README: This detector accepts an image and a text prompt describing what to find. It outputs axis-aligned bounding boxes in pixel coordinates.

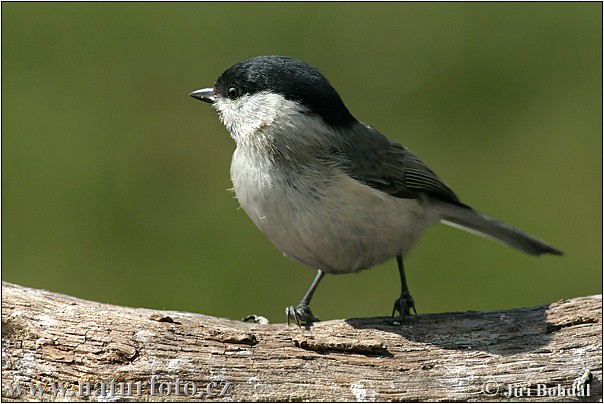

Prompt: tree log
[1,282,601,402]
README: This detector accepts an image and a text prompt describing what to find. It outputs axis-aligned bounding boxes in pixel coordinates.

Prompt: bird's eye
[227,86,240,99]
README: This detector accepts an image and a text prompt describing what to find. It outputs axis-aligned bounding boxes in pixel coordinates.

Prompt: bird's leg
[286,269,325,327]
[392,254,417,320]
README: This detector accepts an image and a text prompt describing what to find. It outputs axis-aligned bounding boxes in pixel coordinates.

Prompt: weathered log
[1,282,601,402]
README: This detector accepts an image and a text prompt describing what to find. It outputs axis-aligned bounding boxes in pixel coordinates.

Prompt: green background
[2,3,601,323]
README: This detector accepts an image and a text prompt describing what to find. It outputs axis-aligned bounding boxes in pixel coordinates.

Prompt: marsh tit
[190,56,562,326]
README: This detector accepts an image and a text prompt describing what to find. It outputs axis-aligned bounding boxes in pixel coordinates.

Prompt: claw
[286,303,320,327]
[392,291,416,321]
[285,306,301,327]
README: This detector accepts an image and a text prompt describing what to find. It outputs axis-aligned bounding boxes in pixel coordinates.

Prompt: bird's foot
[286,303,320,327]
[392,291,417,321]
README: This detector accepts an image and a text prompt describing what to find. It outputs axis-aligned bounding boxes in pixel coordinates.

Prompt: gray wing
[331,122,563,256]
[337,122,465,207]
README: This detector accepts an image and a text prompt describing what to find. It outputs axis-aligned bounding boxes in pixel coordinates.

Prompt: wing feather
[338,122,465,207]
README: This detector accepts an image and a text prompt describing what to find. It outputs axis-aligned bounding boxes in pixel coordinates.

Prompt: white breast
[230,147,439,274]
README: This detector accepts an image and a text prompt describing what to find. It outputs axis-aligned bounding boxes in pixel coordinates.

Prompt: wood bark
[1,282,601,402]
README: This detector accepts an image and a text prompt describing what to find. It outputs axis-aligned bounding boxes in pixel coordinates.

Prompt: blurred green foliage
[2,3,601,323]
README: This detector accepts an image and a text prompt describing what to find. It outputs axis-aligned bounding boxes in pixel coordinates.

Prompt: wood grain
[2,282,601,402]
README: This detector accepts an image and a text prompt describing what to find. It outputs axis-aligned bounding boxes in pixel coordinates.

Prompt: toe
[286,304,319,327]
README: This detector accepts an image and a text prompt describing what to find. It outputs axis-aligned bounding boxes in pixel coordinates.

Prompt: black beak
[189,88,215,103]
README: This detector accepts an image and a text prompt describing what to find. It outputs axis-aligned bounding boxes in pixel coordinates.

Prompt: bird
[189,55,563,326]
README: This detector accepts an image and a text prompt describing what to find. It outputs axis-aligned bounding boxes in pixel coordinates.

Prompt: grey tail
[429,200,563,256]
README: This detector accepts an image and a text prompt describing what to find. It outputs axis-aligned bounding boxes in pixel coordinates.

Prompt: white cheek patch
[214,91,301,142]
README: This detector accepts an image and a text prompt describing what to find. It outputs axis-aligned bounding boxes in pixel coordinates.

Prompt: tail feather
[429,200,563,256]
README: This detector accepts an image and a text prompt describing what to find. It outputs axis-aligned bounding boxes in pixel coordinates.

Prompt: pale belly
[231,153,440,274]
